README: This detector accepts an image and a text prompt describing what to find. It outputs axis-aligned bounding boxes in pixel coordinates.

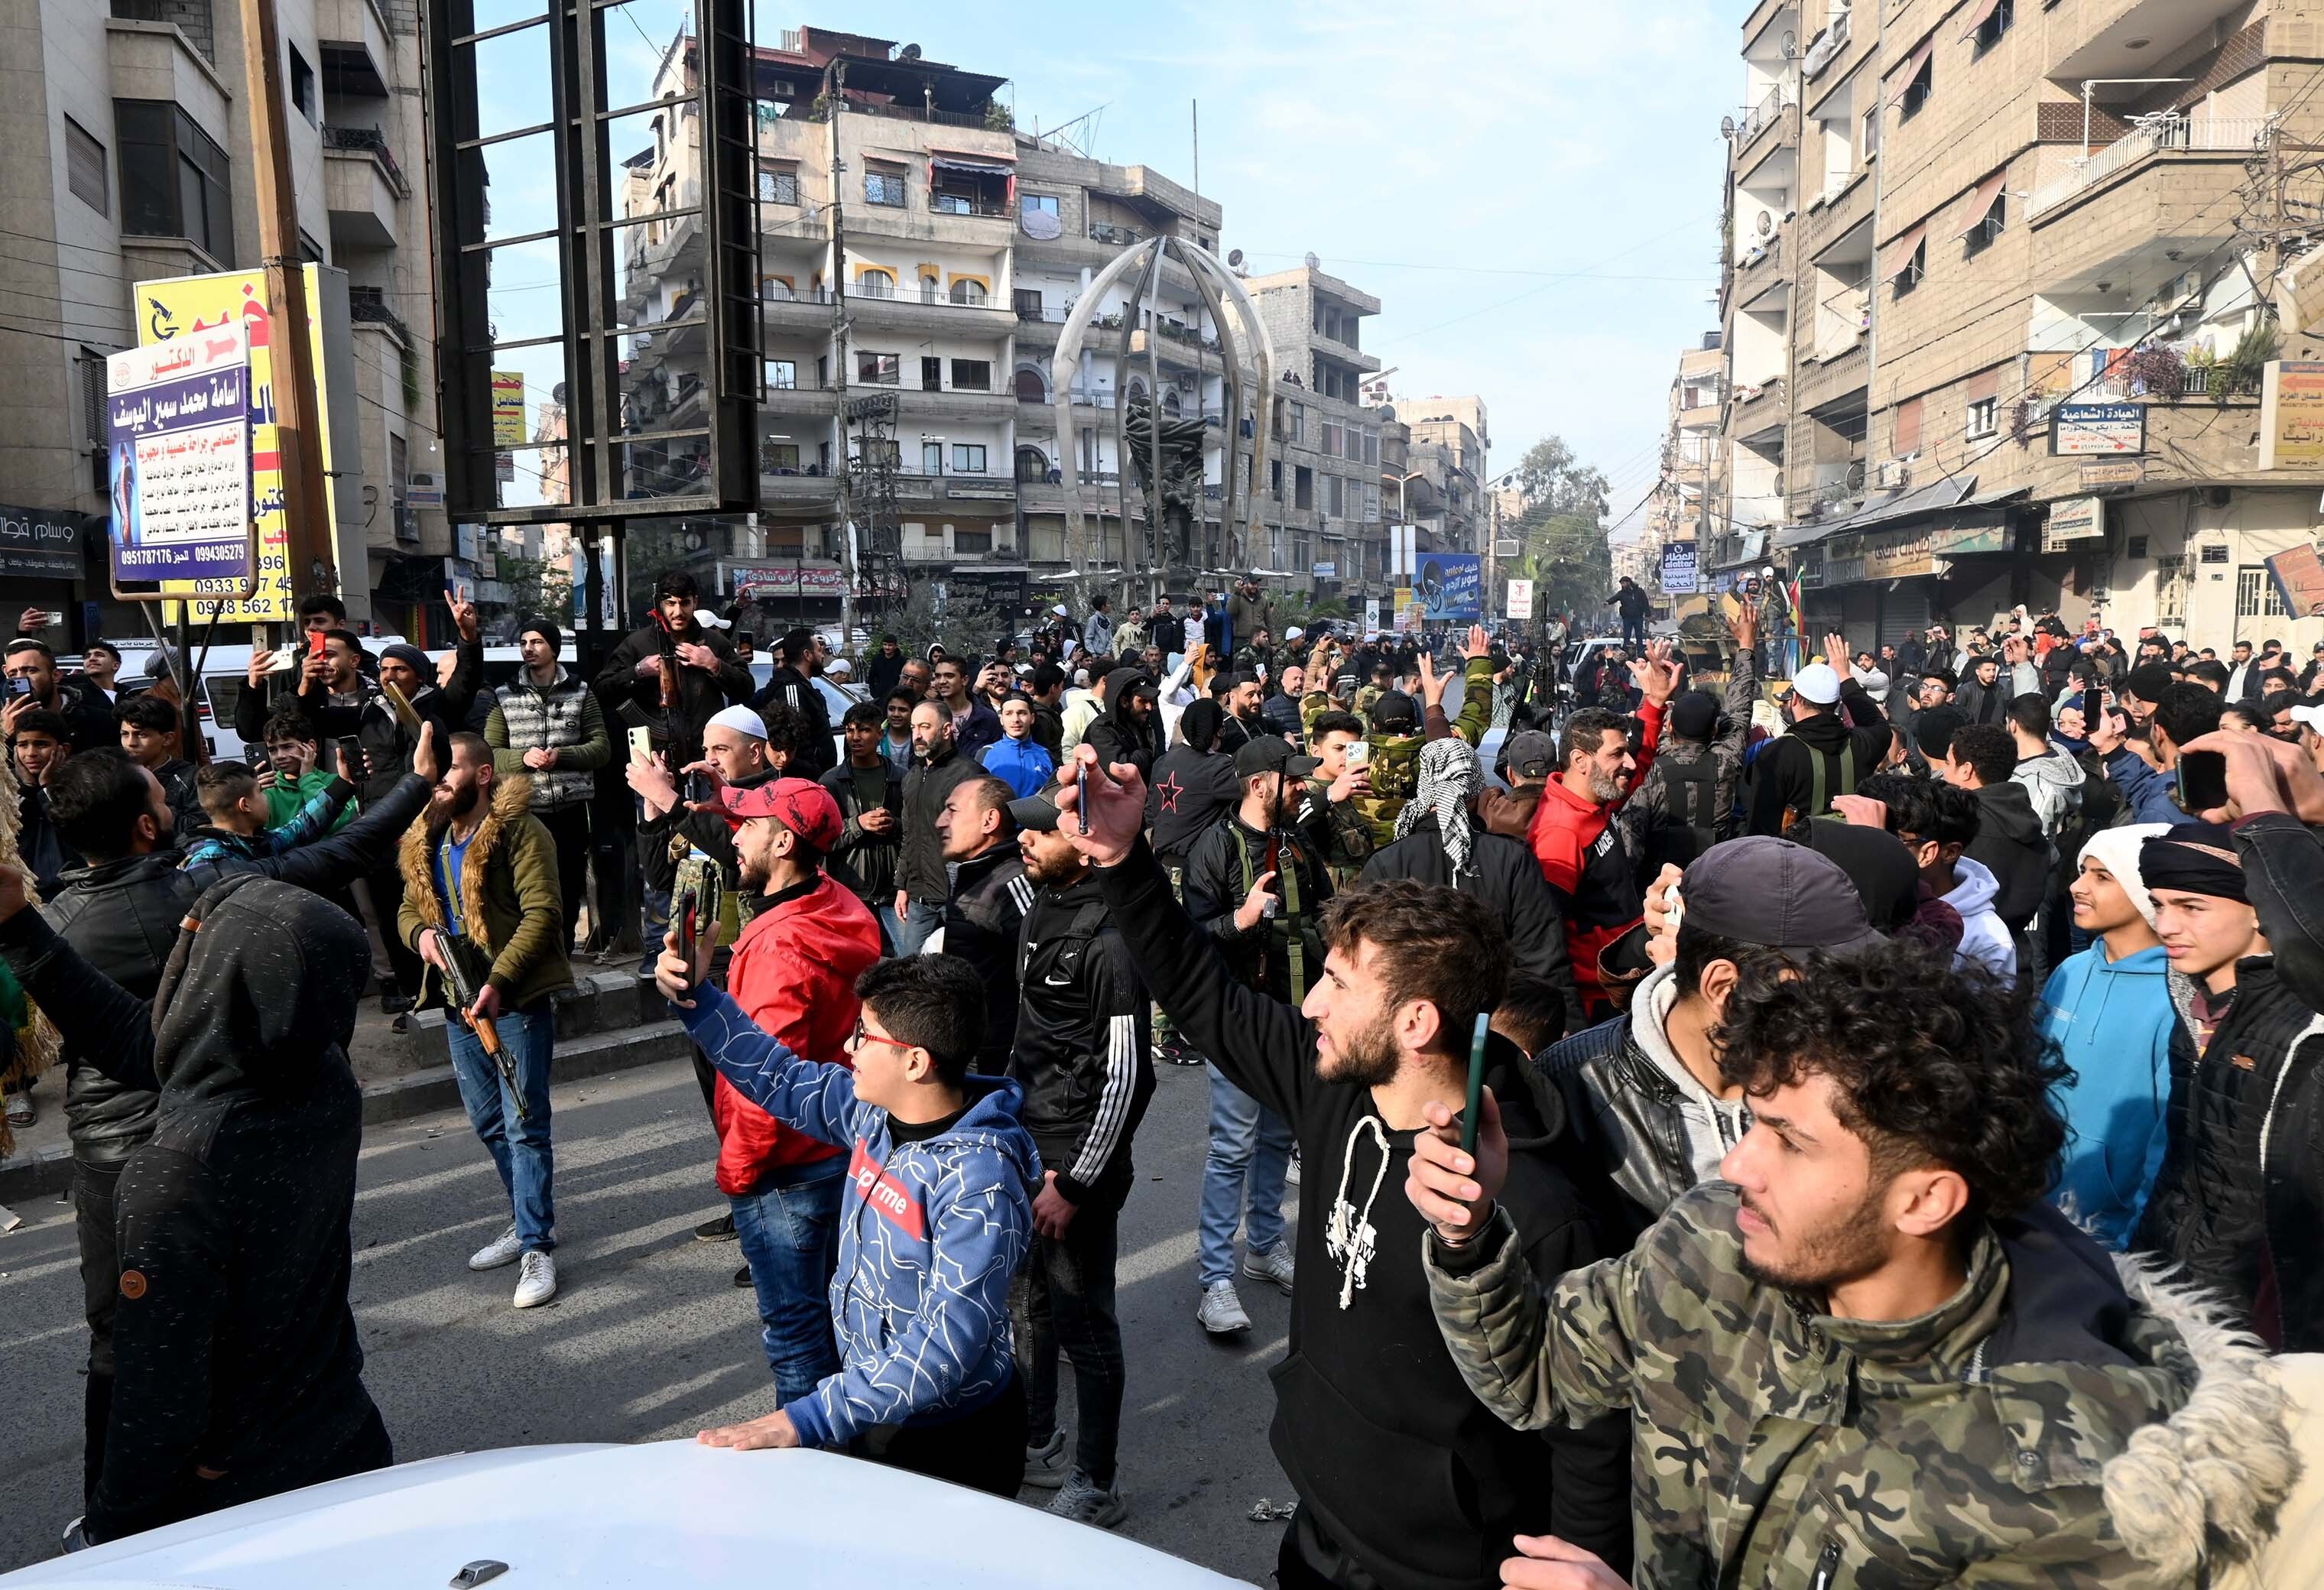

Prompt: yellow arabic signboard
[135,266,349,622]
[492,370,527,446]
[2259,359,2324,472]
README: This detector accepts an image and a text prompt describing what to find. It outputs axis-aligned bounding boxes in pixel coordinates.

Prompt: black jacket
[946,845,1032,1075]
[753,665,834,779]
[0,876,391,1543]
[820,759,903,910]
[43,679,118,756]
[2135,957,2324,1352]
[297,660,479,807]
[1744,690,1891,836]
[897,744,983,905]
[21,784,77,895]
[1965,780,2049,930]
[866,650,904,699]
[1092,839,1629,1585]
[2231,813,2324,1015]
[1183,815,1332,1006]
[1261,690,1304,743]
[1362,816,1584,1037]
[1146,742,1239,858]
[179,774,433,898]
[41,852,198,1165]
[1083,689,1164,783]
[1009,871,1151,1206]
[1030,698,1064,764]
[592,618,753,764]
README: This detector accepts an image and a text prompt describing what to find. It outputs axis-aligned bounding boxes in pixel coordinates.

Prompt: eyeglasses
[846,1017,916,1058]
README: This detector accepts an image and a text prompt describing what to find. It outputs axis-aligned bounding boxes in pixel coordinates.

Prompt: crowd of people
[9,571,2324,1588]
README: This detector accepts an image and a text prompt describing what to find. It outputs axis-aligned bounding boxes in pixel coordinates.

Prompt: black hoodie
[1095,839,1628,1588]
[1966,778,2050,930]
[1744,685,1892,836]
[0,876,391,1542]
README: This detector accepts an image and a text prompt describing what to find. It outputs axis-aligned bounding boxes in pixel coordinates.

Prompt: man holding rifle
[401,732,574,1309]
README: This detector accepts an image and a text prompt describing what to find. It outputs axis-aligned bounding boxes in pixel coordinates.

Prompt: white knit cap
[707,705,767,741]
[2077,821,2174,928]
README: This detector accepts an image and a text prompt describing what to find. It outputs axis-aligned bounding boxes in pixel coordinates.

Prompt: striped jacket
[677,985,1036,1448]
[1009,871,1153,1205]
[485,666,612,813]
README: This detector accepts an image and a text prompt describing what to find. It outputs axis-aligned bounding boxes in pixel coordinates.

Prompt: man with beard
[1215,670,1265,758]
[4,638,115,753]
[1006,783,1153,1525]
[1084,672,1164,783]
[895,700,983,956]
[400,733,574,1309]
[705,777,884,1409]
[1055,747,1628,1585]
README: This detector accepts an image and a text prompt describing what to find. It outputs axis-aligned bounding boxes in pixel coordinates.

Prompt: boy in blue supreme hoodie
[2038,822,2177,1248]
[657,936,1038,1495]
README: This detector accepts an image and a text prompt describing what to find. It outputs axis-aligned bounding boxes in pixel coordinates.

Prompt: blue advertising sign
[105,323,253,584]
[1415,552,1482,621]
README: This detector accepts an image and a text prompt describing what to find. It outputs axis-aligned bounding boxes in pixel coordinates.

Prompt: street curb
[0,1021,696,1203]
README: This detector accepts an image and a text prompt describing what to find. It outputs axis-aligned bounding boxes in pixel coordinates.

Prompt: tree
[1504,435,1615,622]
[1511,436,1610,522]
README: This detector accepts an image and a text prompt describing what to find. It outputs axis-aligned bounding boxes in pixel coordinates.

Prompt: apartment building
[1247,262,1388,601]
[0,0,447,640]
[1404,401,1488,553]
[1712,0,2324,652]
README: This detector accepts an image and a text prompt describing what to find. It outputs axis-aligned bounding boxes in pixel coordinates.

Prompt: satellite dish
[900,42,921,60]
[1378,404,1397,422]
[1227,248,1244,268]
[1780,29,1797,57]
[1755,210,1774,237]
[1720,115,1737,138]
[1303,251,1320,271]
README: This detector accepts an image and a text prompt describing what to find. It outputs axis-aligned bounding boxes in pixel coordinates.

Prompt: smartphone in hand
[2177,749,2229,813]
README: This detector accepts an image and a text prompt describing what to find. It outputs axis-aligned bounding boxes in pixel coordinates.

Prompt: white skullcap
[707,705,768,740]
[2078,823,2174,928]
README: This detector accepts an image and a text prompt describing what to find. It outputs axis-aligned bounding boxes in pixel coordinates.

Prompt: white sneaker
[1196,1278,1251,1334]
[468,1223,522,1271]
[1285,1151,1301,1186]
[512,1249,558,1308]
[1242,1244,1295,1295]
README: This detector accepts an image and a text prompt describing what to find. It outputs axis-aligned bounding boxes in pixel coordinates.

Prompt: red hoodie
[1527,699,1662,1015]
[715,872,886,1195]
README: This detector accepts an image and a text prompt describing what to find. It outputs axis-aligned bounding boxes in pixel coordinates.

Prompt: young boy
[176,757,359,872]
[656,938,1037,1494]
[260,708,356,833]
[115,692,200,834]
[976,695,1056,798]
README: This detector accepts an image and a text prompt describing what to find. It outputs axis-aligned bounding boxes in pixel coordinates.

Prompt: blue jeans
[731,1157,846,1406]
[449,1001,557,1253]
[889,897,944,956]
[1198,1065,1293,1287]
[1620,617,1645,651]
[638,886,673,973]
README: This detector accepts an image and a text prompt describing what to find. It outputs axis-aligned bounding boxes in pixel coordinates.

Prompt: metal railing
[347,288,413,346]
[931,192,1009,219]
[1732,75,1797,148]
[321,124,408,197]
[1089,222,1144,246]
[2030,114,2275,216]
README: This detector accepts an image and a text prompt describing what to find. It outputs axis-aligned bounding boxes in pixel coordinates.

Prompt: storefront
[0,504,103,651]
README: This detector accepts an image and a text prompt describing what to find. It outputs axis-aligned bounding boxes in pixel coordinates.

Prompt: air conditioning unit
[1875,459,1910,490]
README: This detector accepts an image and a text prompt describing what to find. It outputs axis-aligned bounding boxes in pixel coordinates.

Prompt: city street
[0,1055,1296,1583]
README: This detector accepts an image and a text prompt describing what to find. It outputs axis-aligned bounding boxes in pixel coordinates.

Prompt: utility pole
[826,61,860,643]
[239,0,336,614]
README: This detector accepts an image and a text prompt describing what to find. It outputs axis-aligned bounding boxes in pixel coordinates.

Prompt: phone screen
[2177,749,2229,813]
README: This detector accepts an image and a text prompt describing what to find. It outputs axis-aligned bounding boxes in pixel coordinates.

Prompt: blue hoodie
[976,733,1055,799]
[2037,941,2175,1249]
[679,984,1037,1448]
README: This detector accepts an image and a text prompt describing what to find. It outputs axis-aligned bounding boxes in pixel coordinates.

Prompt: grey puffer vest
[495,667,596,811]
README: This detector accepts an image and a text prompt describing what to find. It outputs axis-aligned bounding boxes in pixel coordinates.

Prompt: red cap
[717,777,842,853]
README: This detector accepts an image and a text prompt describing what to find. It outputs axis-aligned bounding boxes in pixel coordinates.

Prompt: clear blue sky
[768,0,1740,527]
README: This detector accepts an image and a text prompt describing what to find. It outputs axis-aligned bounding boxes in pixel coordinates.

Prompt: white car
[0,1442,1244,1590]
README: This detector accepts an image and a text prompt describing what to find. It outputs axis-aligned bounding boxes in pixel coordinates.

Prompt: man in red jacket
[711,777,886,1403]
[1528,643,1680,1020]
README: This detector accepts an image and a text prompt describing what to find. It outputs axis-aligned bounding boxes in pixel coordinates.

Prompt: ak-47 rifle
[435,937,526,1121]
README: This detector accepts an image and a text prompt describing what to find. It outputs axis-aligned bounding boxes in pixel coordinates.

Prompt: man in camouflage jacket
[1410,941,2297,1589]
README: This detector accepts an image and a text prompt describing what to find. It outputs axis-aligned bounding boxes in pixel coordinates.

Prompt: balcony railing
[321,124,408,198]
[347,287,413,346]
[2030,113,2275,217]
[1731,75,1797,150]
[931,192,1009,219]
[1089,222,1144,247]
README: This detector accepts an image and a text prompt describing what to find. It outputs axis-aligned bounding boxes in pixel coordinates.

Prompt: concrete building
[1645,334,1725,603]
[1711,0,2324,653]
[0,0,448,641]
[1248,262,1387,603]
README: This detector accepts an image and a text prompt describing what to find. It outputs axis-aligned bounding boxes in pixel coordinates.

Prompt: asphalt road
[0,1053,1297,1583]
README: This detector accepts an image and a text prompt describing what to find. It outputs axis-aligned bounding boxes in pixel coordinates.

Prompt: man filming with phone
[401,732,574,1311]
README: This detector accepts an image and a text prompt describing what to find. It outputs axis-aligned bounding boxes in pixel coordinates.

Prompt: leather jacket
[1535,1011,1703,1246]
[41,852,198,1163]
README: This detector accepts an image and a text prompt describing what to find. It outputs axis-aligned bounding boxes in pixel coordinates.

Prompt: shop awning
[1953,169,2008,238]
[1880,222,1929,284]
[930,156,1012,176]
[1885,38,1934,108]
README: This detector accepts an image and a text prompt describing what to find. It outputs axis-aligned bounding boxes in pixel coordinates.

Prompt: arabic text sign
[106,323,253,585]
[1415,552,1482,621]
[1505,578,1535,619]
[2260,361,2324,471]
[2266,543,2324,619]
[1658,540,1699,594]
[2050,402,2146,456]
[492,371,527,447]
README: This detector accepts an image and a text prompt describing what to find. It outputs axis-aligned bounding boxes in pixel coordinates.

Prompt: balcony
[844,283,1015,341]
[1089,222,1145,247]
[757,470,841,510]
[321,125,405,249]
[2030,113,2273,220]
[1729,74,1797,160]
[1729,378,1787,447]
[929,193,1009,220]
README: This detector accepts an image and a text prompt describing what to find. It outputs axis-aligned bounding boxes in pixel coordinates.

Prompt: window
[1021,193,1060,220]
[1012,287,1044,320]
[1894,238,1926,296]
[762,440,800,471]
[1968,193,2005,254]
[955,527,993,553]
[919,271,939,303]
[855,268,896,298]
[1363,482,1381,521]
[950,359,991,391]
[815,355,828,387]
[1364,427,1379,466]
[953,443,988,473]
[923,441,944,473]
[1288,401,1306,443]
[761,276,794,301]
[1974,0,2013,54]
[1294,466,1313,509]
[76,348,106,448]
[1894,396,1923,456]
[288,44,316,124]
[1270,459,1283,497]
[65,117,106,215]
[1900,56,1933,119]
[949,277,987,307]
[860,437,898,469]
[116,102,232,263]
[854,352,898,385]
[1966,397,1997,439]
[1861,105,1880,164]
[1326,474,1345,516]
[1015,446,1048,482]
[765,359,796,390]
[1322,420,1342,457]
[865,166,906,206]
[758,169,799,205]
[2238,566,2287,620]
[920,355,942,391]
[1014,366,1046,403]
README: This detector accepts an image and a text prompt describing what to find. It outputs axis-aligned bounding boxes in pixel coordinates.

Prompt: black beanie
[1668,690,1722,742]
[520,615,562,654]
